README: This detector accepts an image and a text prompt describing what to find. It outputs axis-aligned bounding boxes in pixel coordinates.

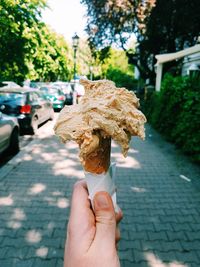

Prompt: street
[0,113,59,168]
[0,115,200,267]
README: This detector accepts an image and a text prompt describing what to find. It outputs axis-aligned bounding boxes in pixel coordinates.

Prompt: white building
[155,44,200,91]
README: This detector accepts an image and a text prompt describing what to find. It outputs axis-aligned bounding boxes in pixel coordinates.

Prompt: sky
[41,0,88,42]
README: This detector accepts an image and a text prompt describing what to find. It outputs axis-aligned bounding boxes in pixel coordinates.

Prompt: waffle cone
[83,137,111,174]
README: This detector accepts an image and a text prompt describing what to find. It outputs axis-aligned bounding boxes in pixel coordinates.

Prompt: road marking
[180,174,191,182]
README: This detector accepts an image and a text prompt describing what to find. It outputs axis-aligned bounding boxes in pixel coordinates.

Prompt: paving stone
[185,231,200,241]
[13,259,34,267]
[136,223,155,232]
[172,223,193,231]
[6,247,29,259]
[119,249,134,262]
[153,222,173,231]
[0,259,15,267]
[154,251,177,262]
[129,230,148,241]
[1,122,200,267]
[181,241,200,252]
[56,259,64,267]
[147,231,169,241]
[34,258,57,267]
[175,251,200,264]
[119,240,141,250]
[121,260,147,267]
[133,250,146,263]
[166,231,188,241]
[0,247,9,259]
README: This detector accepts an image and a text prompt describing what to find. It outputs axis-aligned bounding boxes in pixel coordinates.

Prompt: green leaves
[0,0,72,83]
[144,74,200,163]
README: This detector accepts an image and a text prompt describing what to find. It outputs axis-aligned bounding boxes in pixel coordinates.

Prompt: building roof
[155,44,200,64]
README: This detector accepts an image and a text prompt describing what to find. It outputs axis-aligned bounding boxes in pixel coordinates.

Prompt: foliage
[81,0,200,82]
[144,74,200,162]
[105,68,137,91]
[80,0,155,49]
[24,23,72,81]
[88,48,136,90]
[0,0,72,83]
[137,0,200,81]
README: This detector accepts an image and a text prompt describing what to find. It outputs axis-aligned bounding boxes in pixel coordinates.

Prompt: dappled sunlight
[36,246,48,258]
[111,142,118,148]
[11,208,26,220]
[112,152,141,169]
[54,159,78,169]
[44,196,69,209]
[0,194,13,206]
[52,191,63,196]
[23,154,33,161]
[32,147,42,155]
[66,142,79,150]
[47,222,55,230]
[128,148,139,154]
[145,252,188,267]
[7,220,22,229]
[57,198,70,208]
[28,183,46,195]
[131,186,147,193]
[26,229,42,244]
[7,208,26,229]
[53,166,84,179]
[41,152,59,161]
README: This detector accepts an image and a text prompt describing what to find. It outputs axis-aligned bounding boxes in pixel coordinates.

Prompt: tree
[81,0,200,82]
[137,0,200,82]
[81,0,155,49]
[0,0,72,83]
[24,23,72,81]
[0,0,47,83]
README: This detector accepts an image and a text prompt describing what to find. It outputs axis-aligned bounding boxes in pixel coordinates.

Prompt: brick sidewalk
[0,123,200,267]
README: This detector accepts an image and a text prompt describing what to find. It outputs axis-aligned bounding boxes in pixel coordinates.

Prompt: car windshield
[0,92,25,103]
[41,87,62,95]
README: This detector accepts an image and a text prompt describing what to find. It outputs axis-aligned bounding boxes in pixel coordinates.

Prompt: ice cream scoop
[54,79,146,174]
[54,79,146,210]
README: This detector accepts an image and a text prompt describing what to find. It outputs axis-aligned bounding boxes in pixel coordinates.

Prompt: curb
[0,137,40,181]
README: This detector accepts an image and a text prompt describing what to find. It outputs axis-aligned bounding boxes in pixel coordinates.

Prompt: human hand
[64,180,123,267]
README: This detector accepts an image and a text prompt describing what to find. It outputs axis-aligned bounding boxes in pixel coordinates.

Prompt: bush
[105,68,138,91]
[144,74,200,163]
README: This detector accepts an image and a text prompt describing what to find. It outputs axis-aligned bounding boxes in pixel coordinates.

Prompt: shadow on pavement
[0,124,200,267]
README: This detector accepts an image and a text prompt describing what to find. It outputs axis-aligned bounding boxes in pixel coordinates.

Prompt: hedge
[143,74,200,163]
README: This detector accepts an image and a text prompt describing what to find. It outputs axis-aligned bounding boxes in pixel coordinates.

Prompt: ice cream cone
[83,136,111,174]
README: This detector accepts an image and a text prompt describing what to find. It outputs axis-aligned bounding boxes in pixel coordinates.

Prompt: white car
[1,81,21,88]
[74,83,85,103]
[0,112,20,156]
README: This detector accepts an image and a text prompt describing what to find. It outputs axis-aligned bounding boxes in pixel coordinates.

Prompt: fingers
[68,181,95,240]
[116,208,123,224]
[115,227,121,243]
[93,191,116,249]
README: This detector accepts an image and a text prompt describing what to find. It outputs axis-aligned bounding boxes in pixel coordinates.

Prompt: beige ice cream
[54,79,146,174]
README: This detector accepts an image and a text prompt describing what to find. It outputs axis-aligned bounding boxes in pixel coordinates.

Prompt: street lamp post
[89,66,93,80]
[72,33,80,80]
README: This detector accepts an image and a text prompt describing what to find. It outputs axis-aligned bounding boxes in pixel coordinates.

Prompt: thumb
[93,192,116,248]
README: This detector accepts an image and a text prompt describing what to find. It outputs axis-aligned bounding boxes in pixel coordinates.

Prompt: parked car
[0,88,54,134]
[0,81,21,88]
[74,82,85,103]
[53,82,73,105]
[40,86,66,111]
[0,112,19,156]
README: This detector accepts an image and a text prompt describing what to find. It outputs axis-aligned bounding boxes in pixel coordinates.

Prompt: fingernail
[94,193,109,209]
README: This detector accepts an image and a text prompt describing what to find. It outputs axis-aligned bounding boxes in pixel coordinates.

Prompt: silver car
[0,112,20,156]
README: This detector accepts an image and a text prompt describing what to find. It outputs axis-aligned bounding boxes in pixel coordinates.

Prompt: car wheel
[31,116,38,135]
[8,128,20,155]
